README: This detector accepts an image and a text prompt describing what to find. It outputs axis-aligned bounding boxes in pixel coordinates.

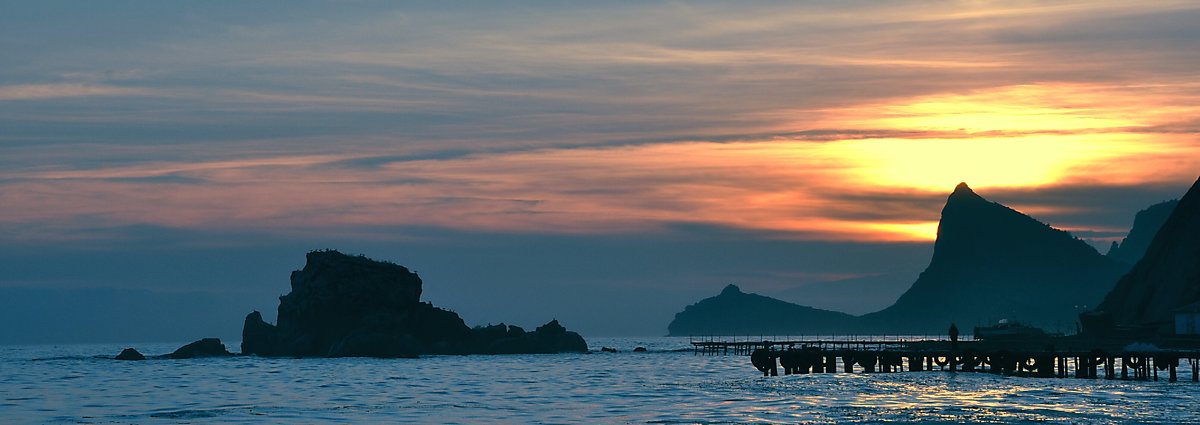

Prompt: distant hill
[858,183,1130,334]
[1094,177,1200,329]
[667,284,856,336]
[1106,199,1179,264]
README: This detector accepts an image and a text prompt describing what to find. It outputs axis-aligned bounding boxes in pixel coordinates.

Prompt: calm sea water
[3,337,1200,424]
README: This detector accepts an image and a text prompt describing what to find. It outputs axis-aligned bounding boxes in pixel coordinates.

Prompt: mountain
[859,183,1130,333]
[667,284,856,336]
[1093,177,1200,329]
[1106,199,1179,264]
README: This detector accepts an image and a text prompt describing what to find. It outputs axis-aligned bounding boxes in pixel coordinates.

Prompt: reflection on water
[2,338,1199,424]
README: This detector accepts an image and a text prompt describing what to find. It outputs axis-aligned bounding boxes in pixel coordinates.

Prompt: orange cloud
[5,109,1197,243]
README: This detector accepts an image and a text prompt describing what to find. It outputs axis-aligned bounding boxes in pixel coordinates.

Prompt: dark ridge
[1106,199,1180,264]
[1093,176,1200,330]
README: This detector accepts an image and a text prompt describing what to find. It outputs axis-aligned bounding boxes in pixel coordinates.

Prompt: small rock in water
[633,347,647,352]
[600,347,618,353]
[115,348,146,361]
[167,338,233,359]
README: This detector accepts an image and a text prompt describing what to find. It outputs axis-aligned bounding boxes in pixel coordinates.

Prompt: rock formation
[1092,177,1200,331]
[166,338,233,359]
[242,250,586,357]
[470,320,588,354]
[859,183,1130,333]
[667,284,856,336]
[1106,200,1179,264]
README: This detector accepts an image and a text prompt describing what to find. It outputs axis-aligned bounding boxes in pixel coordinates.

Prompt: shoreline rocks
[112,338,233,361]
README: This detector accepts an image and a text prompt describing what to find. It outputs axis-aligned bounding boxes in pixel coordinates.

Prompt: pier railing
[689,335,973,356]
[690,336,1200,382]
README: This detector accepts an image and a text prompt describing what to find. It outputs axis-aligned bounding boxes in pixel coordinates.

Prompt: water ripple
[3,339,1200,423]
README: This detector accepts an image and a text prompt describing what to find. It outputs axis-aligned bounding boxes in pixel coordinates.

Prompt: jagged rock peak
[860,181,1128,333]
[935,182,1079,249]
[720,284,742,296]
[946,182,988,203]
[950,182,978,197]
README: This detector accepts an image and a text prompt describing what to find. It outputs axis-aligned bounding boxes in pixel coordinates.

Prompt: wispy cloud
[0,83,153,101]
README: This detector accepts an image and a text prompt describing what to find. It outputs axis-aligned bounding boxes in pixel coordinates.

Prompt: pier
[692,337,1200,382]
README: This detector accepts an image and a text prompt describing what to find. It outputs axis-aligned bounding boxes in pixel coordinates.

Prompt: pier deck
[692,338,1200,382]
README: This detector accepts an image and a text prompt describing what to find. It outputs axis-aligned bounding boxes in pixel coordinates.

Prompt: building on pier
[1175,302,1200,335]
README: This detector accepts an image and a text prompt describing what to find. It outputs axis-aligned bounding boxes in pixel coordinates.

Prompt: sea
[3,337,1200,424]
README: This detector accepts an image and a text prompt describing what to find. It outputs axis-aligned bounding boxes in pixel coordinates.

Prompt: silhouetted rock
[241,250,587,357]
[475,320,588,354]
[860,183,1130,333]
[241,311,277,356]
[633,347,647,352]
[115,348,145,361]
[600,347,618,353]
[167,338,232,359]
[667,284,856,335]
[1093,177,1200,331]
[532,319,588,353]
[1106,200,1179,264]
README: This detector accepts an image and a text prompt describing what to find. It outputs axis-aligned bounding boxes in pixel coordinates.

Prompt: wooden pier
[690,337,922,356]
[692,338,1200,382]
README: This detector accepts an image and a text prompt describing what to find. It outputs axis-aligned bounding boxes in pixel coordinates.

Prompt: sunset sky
[3,1,1199,340]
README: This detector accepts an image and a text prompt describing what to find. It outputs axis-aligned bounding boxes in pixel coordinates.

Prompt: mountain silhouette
[859,183,1129,333]
[667,284,855,336]
[1093,176,1200,329]
[1106,199,1179,264]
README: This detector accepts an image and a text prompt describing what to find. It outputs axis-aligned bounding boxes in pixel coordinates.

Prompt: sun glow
[867,84,1145,133]
[831,134,1153,192]
[812,83,1198,193]
[857,221,942,241]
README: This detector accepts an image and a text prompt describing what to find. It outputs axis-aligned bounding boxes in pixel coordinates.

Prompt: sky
[2,0,1199,342]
